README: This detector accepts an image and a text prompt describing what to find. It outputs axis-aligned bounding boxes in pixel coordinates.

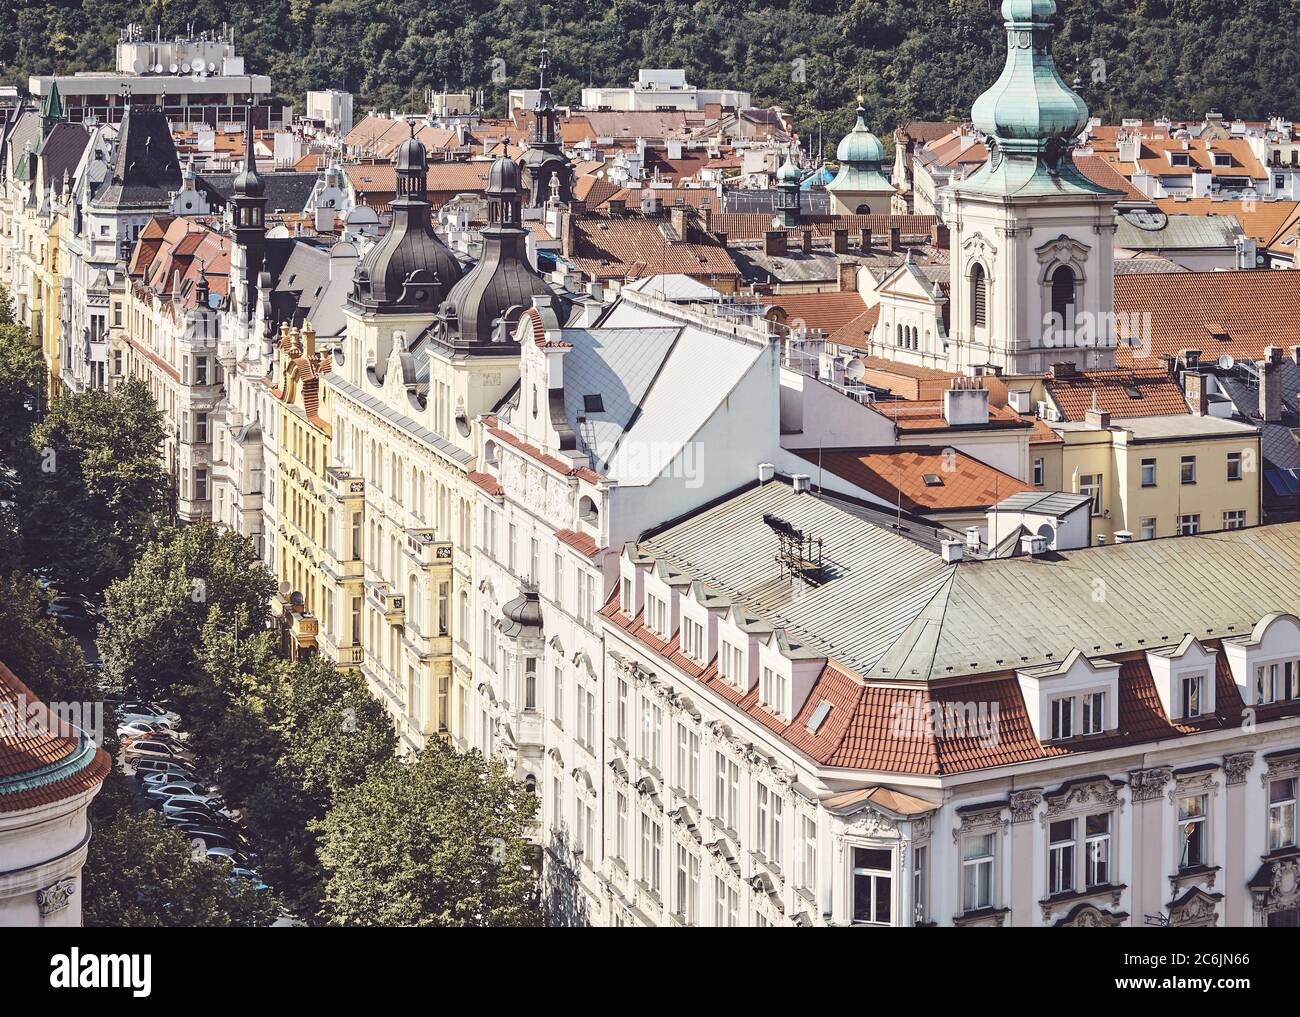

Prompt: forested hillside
[3,0,1299,141]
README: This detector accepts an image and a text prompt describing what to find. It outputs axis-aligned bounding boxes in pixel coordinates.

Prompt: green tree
[81,809,282,927]
[19,378,170,595]
[319,743,542,927]
[0,573,100,703]
[0,318,42,467]
[98,521,274,698]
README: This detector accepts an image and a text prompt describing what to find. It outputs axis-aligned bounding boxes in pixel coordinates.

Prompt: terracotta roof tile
[760,291,868,336]
[1045,368,1190,420]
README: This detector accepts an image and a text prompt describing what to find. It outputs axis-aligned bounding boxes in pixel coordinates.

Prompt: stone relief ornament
[37,877,76,917]
[1009,789,1043,824]
[1169,769,1218,806]
[845,808,897,838]
[1043,779,1122,821]
[1270,859,1300,910]
[1223,751,1255,787]
[1127,766,1173,803]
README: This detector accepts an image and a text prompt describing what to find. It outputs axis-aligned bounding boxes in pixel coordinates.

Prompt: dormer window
[1169,151,1191,167]
[646,592,669,637]
[760,664,789,718]
[620,575,634,615]
[1051,696,1074,740]
[1214,153,1232,167]
[719,639,745,688]
[1182,673,1205,719]
[682,615,705,663]
[1081,692,1105,735]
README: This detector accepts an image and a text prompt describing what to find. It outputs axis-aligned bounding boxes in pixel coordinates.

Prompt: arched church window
[971,264,988,329]
[1050,266,1076,331]
[856,204,872,215]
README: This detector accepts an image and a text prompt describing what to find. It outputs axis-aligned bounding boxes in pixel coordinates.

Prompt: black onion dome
[488,155,522,195]
[349,135,462,315]
[499,586,543,638]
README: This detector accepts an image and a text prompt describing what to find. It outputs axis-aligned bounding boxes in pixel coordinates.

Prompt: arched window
[1050,266,1076,332]
[855,203,872,214]
[970,264,987,329]
[896,323,903,346]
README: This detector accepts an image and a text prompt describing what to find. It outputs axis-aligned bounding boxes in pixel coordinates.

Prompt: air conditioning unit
[1008,390,1032,414]
[1036,401,1060,422]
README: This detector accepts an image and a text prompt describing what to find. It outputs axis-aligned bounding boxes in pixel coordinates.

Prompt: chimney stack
[860,227,872,252]
[930,222,949,249]
[838,261,858,292]
[832,228,848,254]
[1085,407,1111,429]
[1260,345,1283,422]
[801,229,814,255]
[1184,370,1209,415]
[940,539,964,563]
[302,321,317,361]
[942,377,990,426]
[888,226,901,252]
[764,230,788,257]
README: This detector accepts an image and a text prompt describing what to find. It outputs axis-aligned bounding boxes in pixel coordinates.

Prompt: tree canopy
[3,1,1298,147]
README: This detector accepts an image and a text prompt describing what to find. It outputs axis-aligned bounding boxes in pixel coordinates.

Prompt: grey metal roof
[993,491,1092,515]
[640,479,955,674]
[2,108,39,181]
[91,106,182,210]
[728,246,840,284]
[1115,212,1243,251]
[195,171,318,215]
[875,523,1300,680]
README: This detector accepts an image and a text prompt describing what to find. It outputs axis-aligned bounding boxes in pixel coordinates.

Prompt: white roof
[622,274,724,302]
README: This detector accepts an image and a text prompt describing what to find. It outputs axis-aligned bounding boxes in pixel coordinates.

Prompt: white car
[124,740,194,763]
[120,701,181,726]
[145,781,211,801]
[162,795,232,818]
[117,720,175,740]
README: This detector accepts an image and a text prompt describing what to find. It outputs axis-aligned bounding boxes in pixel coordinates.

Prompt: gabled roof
[91,105,182,210]
[1044,368,1190,420]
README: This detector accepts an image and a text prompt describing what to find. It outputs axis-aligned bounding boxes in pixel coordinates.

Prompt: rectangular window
[1080,474,1102,516]
[1178,514,1201,536]
[194,468,208,502]
[1180,455,1197,484]
[1227,451,1242,481]
[615,792,628,861]
[195,412,209,444]
[1178,793,1208,869]
[621,576,633,614]
[719,640,744,687]
[714,877,739,927]
[913,845,927,924]
[508,523,518,572]
[645,593,668,637]
[1182,673,1204,718]
[616,678,628,744]
[1224,509,1246,530]
[1269,778,1297,852]
[962,834,994,912]
[756,783,770,857]
[682,616,705,663]
[800,817,817,892]
[195,357,208,385]
[1086,813,1111,887]
[1048,818,1076,896]
[576,682,590,745]
[1031,457,1044,487]
[552,552,563,603]
[553,665,564,727]
[1081,691,1105,735]
[852,847,893,925]
[1051,696,1074,740]
[1140,458,1157,487]
[760,665,788,716]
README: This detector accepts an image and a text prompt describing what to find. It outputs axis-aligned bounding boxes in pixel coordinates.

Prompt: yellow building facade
[1032,412,1262,543]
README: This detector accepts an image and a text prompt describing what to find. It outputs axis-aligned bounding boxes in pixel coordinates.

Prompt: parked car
[145,781,217,801]
[183,828,243,852]
[164,810,233,829]
[119,701,181,726]
[118,720,175,740]
[129,757,197,779]
[46,595,95,627]
[161,795,230,818]
[206,846,255,867]
[141,771,208,789]
[226,870,270,893]
[124,740,194,763]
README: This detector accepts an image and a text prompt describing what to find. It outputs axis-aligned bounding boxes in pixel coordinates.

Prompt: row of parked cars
[119,701,269,892]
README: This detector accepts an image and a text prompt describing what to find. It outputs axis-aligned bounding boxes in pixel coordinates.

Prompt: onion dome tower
[826,102,894,215]
[429,155,557,353]
[521,41,574,207]
[774,146,802,228]
[349,129,463,316]
[947,0,1123,377]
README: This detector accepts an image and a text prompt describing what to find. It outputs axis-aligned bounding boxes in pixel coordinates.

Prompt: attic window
[806,700,833,733]
[1123,382,1143,399]
[583,394,605,413]
[922,473,944,487]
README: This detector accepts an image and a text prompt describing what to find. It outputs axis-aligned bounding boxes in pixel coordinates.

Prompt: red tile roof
[873,398,1030,433]
[1045,368,1190,420]
[568,211,740,281]
[555,528,602,558]
[760,291,868,336]
[791,446,1034,514]
[1152,197,1300,246]
[1115,269,1300,364]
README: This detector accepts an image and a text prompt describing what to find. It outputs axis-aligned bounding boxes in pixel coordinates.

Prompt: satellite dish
[132,60,145,74]
[207,62,216,73]
[844,358,867,383]
[153,63,164,73]
[170,63,179,73]
[180,62,189,73]
[277,580,292,596]
[1219,354,1235,370]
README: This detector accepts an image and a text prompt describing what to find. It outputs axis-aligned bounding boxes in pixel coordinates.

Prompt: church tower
[521,42,574,207]
[230,100,267,323]
[774,146,801,228]
[826,102,895,215]
[947,0,1122,377]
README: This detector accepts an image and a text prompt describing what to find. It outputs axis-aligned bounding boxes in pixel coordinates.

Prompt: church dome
[971,0,1089,154]
[836,107,885,165]
[488,155,522,195]
[394,135,428,174]
[777,150,801,185]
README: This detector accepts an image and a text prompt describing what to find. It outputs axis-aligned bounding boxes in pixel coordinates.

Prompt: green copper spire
[41,81,63,139]
[970,0,1088,159]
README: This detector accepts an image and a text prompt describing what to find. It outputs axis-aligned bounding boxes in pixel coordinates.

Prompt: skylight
[583,394,605,413]
[923,473,944,487]
[806,700,833,733]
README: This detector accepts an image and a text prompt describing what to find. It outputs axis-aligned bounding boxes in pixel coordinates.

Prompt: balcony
[325,465,365,501]
[405,529,453,569]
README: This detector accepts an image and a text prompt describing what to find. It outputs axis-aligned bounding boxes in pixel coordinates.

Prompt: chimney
[670,206,689,241]
[1020,533,1048,556]
[838,261,858,292]
[791,474,811,493]
[608,198,625,215]
[943,377,990,426]
[832,228,848,254]
[1260,345,1283,422]
[930,222,949,249]
[1114,530,1133,543]
[1184,370,1209,415]
[940,539,964,563]
[888,226,901,252]
[758,462,776,484]
[801,229,813,255]
[1085,407,1111,430]
[302,321,317,360]
[1290,345,1300,365]
[764,230,788,257]
[965,527,982,552]
[1192,167,1212,199]
[1096,534,1107,546]
[1049,362,1078,379]
[860,227,872,252]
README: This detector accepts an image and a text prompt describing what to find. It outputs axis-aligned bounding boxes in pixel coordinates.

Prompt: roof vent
[791,474,811,494]
[941,539,964,563]
[965,526,982,552]
[1020,533,1048,556]
[757,462,776,484]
